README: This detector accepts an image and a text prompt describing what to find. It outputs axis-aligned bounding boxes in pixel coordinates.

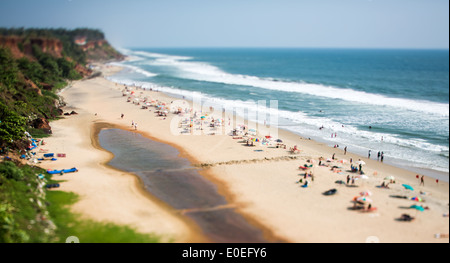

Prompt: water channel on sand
[98,128,274,243]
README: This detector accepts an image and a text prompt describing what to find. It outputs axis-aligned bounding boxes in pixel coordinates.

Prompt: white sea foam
[108,50,449,174]
[108,62,157,78]
[106,72,449,173]
[135,52,449,117]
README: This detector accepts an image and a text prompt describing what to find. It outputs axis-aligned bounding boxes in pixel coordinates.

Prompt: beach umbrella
[384,175,395,181]
[402,184,414,191]
[411,196,423,202]
[410,205,425,212]
[360,191,373,196]
[356,160,366,166]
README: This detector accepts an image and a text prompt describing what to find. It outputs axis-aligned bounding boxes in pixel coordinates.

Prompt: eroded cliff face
[0,36,63,59]
[81,39,125,62]
[1,28,124,148]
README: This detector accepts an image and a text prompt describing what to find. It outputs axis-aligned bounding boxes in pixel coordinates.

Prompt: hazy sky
[1,0,448,49]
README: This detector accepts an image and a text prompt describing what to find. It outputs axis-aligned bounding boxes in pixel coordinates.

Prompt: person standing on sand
[344,146,347,155]
[377,151,381,161]
[134,122,138,130]
[420,176,425,186]
[368,150,371,159]
[380,152,384,162]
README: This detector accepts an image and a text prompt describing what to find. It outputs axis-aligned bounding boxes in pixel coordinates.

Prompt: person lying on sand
[380,181,390,189]
[399,214,415,222]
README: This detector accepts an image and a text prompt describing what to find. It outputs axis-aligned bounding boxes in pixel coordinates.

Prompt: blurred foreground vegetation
[0,161,162,243]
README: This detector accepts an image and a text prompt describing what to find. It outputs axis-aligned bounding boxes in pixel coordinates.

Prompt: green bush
[0,161,51,243]
[0,102,27,148]
[0,161,24,180]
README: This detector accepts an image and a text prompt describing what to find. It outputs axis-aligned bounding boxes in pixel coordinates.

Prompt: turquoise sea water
[107,48,449,179]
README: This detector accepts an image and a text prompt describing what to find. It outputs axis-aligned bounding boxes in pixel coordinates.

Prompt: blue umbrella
[402,184,414,191]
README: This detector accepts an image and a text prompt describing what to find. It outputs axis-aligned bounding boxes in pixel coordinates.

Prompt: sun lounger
[361,207,378,213]
[47,167,78,174]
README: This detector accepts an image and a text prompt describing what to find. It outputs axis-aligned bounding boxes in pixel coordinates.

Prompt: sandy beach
[35,62,449,243]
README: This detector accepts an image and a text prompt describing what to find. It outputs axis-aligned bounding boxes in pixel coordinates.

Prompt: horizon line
[119,46,450,51]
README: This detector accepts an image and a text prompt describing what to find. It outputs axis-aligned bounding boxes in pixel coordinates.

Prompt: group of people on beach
[368,150,384,162]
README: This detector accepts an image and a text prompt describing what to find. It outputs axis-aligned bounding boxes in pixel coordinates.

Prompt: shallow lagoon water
[98,128,270,242]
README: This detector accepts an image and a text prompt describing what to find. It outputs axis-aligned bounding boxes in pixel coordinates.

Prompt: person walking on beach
[368,150,371,159]
[420,176,425,186]
[377,151,381,161]
[344,146,347,155]
[347,175,351,185]
[134,122,138,130]
[380,152,384,162]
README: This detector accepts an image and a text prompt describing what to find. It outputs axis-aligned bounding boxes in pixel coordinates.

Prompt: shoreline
[154,87,449,182]
[36,62,448,243]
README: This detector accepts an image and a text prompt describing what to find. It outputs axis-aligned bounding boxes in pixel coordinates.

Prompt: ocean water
[106,48,449,179]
